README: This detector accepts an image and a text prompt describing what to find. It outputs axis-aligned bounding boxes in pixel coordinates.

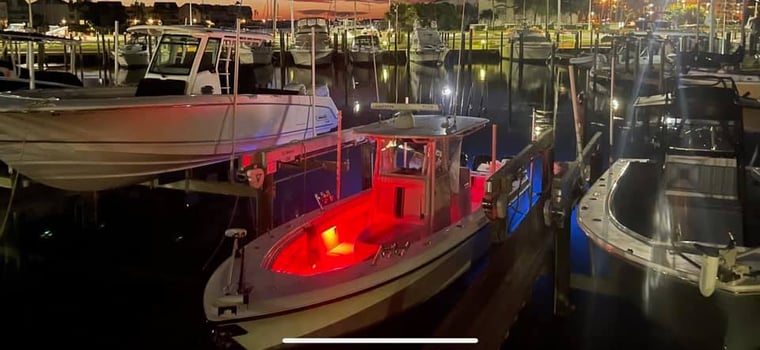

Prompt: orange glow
[328,242,355,256]
[321,226,339,251]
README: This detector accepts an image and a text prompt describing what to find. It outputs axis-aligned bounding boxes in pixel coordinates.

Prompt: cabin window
[378,139,427,176]
[149,35,200,75]
[199,38,220,72]
[354,36,378,47]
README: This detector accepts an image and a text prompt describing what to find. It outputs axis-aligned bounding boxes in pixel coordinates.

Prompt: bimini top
[125,25,273,42]
[354,114,488,140]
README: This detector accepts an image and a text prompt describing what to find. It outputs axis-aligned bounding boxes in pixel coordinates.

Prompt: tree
[665,4,706,26]
[384,3,418,31]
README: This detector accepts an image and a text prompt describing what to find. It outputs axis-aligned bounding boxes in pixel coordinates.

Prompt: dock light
[478,68,486,82]
[611,98,619,111]
[147,18,154,25]
[353,101,361,113]
[442,86,452,96]
[381,68,389,82]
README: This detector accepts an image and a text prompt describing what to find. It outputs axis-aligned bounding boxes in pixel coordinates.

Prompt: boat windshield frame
[148,34,202,76]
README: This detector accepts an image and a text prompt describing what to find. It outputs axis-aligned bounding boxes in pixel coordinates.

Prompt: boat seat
[135,78,186,96]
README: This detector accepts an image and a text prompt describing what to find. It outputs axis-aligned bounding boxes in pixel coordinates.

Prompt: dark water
[0,59,663,349]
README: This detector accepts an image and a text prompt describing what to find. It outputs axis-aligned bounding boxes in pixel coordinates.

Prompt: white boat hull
[206,211,491,349]
[291,49,333,66]
[117,47,150,68]
[0,93,339,191]
[409,49,448,65]
[503,43,553,61]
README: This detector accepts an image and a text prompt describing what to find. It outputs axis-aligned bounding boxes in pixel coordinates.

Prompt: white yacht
[349,34,383,64]
[0,25,339,191]
[409,21,448,65]
[290,18,333,67]
[504,26,553,61]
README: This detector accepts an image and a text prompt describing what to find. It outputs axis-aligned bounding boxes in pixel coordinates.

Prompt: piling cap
[394,111,415,129]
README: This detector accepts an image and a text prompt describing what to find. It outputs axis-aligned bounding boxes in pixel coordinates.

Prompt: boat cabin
[351,34,380,49]
[296,18,330,32]
[136,25,276,97]
[268,113,491,276]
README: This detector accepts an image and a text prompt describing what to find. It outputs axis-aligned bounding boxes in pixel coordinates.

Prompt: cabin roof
[354,115,488,140]
[125,25,273,41]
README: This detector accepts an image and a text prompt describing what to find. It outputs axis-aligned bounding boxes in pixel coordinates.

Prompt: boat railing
[481,129,554,239]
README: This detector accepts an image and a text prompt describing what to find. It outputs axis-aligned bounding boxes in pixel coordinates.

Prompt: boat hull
[577,161,760,349]
[0,94,339,191]
[117,49,150,68]
[208,216,491,350]
[409,49,448,65]
[503,43,552,61]
[584,248,760,350]
[291,49,333,66]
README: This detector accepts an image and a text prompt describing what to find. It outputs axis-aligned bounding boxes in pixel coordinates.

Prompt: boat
[0,25,339,192]
[290,18,333,67]
[117,25,159,68]
[349,34,383,65]
[0,31,83,90]
[409,21,448,66]
[503,26,553,61]
[203,109,531,349]
[577,77,760,349]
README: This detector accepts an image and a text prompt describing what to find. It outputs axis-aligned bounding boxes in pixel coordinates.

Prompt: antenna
[449,0,467,117]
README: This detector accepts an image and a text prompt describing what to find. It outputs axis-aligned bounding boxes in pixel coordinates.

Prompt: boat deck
[609,161,760,247]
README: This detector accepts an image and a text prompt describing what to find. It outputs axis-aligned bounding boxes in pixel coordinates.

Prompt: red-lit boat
[203,112,529,349]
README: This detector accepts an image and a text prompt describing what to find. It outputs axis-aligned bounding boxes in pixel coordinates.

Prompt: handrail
[482,129,554,221]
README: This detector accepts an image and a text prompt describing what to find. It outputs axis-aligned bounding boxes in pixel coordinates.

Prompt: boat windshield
[416,30,442,46]
[353,36,379,47]
[149,34,200,75]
